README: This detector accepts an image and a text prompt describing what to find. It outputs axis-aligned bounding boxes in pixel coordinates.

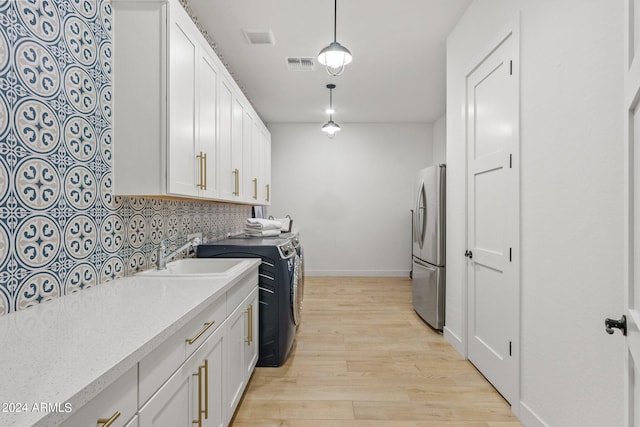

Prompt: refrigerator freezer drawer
[412,259,445,330]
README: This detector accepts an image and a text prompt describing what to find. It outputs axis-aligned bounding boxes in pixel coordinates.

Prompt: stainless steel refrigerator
[412,164,446,330]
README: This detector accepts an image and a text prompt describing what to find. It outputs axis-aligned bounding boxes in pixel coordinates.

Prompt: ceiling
[186,0,472,125]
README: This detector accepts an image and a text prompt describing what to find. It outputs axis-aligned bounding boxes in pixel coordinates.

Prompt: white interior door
[622,2,640,425]
[466,28,519,405]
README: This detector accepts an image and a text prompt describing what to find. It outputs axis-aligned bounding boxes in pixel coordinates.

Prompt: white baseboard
[306,270,410,277]
[443,326,465,358]
[518,401,548,427]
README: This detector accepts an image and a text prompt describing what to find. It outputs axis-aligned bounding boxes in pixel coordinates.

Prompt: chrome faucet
[156,236,201,270]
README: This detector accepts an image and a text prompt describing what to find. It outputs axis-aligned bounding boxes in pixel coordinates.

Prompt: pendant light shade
[318,0,352,76]
[321,84,341,138]
[318,42,352,75]
[321,119,341,136]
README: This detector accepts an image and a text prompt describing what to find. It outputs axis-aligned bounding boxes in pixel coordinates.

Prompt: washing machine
[287,233,304,325]
[197,236,301,367]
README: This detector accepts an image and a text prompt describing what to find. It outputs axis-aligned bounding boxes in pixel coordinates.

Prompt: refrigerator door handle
[417,181,427,249]
[413,181,423,243]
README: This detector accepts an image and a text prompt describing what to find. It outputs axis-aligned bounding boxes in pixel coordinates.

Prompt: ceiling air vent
[287,57,315,71]
[242,29,275,45]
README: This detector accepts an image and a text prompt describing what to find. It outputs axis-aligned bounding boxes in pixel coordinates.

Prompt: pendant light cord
[329,88,334,120]
[333,0,337,42]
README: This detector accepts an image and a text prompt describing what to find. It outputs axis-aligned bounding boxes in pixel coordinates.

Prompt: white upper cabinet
[263,130,271,204]
[232,97,245,200]
[167,7,199,197]
[218,77,234,200]
[112,0,269,205]
[196,50,220,199]
[251,120,263,203]
[241,110,255,203]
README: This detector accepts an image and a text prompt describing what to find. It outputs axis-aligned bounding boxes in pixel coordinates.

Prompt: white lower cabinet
[138,355,195,426]
[139,326,224,427]
[63,269,258,427]
[202,329,225,427]
[61,365,137,427]
[139,282,257,426]
[225,294,248,421]
[243,289,260,387]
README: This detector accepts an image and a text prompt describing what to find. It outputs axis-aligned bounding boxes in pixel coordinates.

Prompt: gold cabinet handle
[196,152,205,190]
[252,178,258,200]
[232,168,239,196]
[203,359,209,419]
[266,184,270,202]
[246,304,253,345]
[97,411,121,427]
[186,321,215,345]
[202,152,207,191]
[192,359,208,426]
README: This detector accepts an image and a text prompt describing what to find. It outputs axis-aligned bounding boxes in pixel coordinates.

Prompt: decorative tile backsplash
[0,0,250,316]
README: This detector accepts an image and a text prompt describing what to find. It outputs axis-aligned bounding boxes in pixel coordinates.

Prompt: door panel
[198,53,218,198]
[218,79,233,199]
[474,166,504,254]
[466,29,518,405]
[138,359,194,427]
[168,11,197,196]
[626,2,640,425]
[474,63,513,159]
[474,264,506,360]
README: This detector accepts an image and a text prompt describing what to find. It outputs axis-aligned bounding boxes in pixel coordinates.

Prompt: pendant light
[317,0,352,76]
[321,84,341,138]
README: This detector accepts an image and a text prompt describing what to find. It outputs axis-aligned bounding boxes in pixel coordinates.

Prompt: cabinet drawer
[226,270,258,314]
[60,365,137,427]
[139,294,226,406]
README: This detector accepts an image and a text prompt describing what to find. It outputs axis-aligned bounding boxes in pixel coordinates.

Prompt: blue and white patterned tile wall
[0,0,250,316]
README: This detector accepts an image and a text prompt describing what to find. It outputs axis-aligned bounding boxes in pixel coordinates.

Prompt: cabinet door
[218,78,234,200]
[201,327,225,427]
[197,50,219,198]
[243,287,259,378]
[226,288,260,423]
[139,318,226,427]
[241,110,254,203]
[251,120,263,203]
[138,357,195,427]
[260,129,271,204]
[168,4,198,197]
[231,97,244,200]
[225,301,246,423]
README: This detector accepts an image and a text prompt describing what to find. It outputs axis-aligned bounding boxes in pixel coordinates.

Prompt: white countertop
[0,259,261,427]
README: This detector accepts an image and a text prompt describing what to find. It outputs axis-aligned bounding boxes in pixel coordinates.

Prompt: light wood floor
[231,277,521,427]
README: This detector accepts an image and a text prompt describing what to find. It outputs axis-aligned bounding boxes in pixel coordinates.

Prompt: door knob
[605,315,627,336]
[464,250,473,259]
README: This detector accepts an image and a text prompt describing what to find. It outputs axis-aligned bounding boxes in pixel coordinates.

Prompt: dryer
[197,236,300,367]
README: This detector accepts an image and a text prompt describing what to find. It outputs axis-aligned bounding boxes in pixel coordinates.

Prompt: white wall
[432,114,446,165]
[268,123,432,276]
[446,1,624,426]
